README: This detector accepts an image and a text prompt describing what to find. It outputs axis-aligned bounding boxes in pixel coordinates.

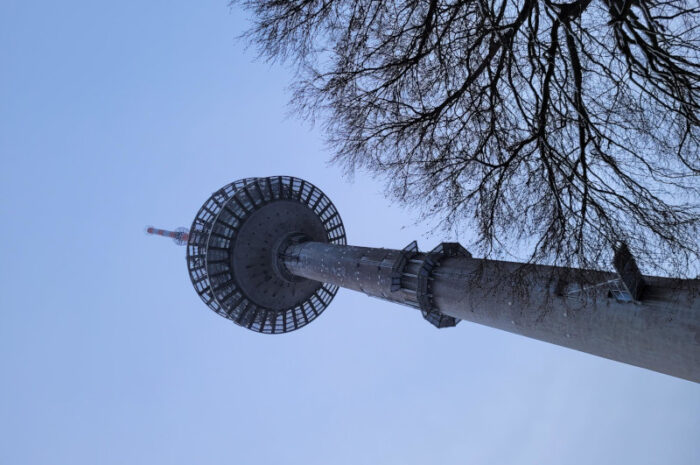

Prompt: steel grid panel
[187,176,345,334]
[186,178,258,315]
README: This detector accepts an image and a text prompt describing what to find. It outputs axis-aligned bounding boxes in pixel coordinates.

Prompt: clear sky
[1,1,698,464]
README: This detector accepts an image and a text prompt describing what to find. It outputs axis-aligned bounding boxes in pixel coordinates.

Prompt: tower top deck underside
[186,176,346,334]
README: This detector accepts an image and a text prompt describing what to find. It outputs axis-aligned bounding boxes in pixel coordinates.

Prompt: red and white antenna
[145,226,190,246]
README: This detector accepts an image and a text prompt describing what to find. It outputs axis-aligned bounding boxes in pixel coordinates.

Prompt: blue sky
[1,1,698,464]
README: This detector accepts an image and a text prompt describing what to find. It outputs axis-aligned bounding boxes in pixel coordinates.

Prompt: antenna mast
[146,226,190,246]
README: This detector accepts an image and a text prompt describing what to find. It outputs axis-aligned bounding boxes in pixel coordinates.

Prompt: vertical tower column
[282,241,700,382]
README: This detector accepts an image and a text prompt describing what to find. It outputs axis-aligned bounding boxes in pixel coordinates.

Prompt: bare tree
[236,0,699,275]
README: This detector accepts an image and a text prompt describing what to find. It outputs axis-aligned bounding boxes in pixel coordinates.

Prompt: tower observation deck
[150,176,700,382]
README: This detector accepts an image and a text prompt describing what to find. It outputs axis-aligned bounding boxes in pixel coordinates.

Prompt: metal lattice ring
[186,176,346,334]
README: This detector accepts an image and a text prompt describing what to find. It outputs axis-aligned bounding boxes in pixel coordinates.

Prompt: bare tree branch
[237,0,700,276]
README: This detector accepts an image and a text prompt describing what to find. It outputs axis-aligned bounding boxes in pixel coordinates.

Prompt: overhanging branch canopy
[238,0,700,275]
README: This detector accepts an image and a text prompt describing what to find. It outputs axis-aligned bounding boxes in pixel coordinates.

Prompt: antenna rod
[146,226,189,246]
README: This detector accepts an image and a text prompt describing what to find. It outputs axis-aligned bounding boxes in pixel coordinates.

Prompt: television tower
[150,176,700,383]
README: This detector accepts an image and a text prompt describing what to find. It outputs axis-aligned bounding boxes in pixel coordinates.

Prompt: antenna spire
[145,226,189,246]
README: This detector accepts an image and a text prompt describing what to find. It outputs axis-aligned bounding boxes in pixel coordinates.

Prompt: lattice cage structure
[186,176,346,334]
[390,241,465,328]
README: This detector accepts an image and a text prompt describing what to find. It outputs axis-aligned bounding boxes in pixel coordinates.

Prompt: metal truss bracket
[564,278,635,303]
[417,242,470,328]
[613,243,645,301]
[567,243,646,304]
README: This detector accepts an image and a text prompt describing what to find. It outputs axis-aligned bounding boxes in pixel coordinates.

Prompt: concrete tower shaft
[282,241,700,383]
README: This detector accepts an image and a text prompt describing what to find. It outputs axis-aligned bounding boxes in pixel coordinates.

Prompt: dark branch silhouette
[236,0,699,275]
